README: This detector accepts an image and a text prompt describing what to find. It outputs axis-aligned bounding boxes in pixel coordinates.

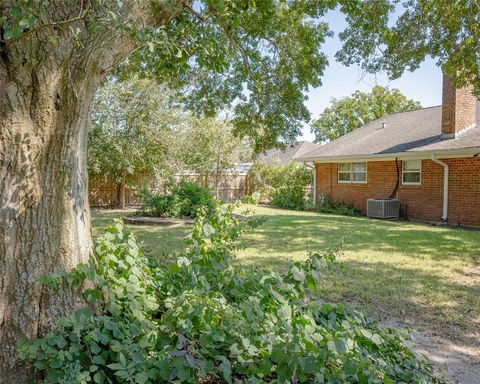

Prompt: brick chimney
[441,73,477,138]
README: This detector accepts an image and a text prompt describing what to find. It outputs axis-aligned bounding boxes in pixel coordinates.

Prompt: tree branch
[0,0,93,48]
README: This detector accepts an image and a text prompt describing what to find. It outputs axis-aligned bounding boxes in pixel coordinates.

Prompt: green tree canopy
[113,0,338,152]
[337,0,480,95]
[88,77,249,178]
[88,77,180,180]
[88,78,249,204]
[164,115,250,198]
[311,86,422,142]
[178,116,250,174]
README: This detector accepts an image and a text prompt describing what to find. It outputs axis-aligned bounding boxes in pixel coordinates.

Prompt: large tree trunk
[0,2,185,381]
[0,44,102,383]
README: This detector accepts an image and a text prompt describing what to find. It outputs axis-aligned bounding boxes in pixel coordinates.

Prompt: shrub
[313,198,360,216]
[19,206,446,383]
[248,163,311,210]
[241,191,261,205]
[139,180,215,218]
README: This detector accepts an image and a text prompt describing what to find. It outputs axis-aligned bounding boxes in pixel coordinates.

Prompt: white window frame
[338,162,367,184]
[402,160,422,186]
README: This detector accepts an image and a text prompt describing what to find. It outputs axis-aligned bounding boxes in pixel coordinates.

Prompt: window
[338,162,367,183]
[402,160,421,185]
[338,163,352,182]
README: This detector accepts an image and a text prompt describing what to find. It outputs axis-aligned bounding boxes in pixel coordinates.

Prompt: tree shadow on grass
[91,209,190,257]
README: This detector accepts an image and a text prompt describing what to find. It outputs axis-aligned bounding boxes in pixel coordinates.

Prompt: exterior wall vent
[367,199,400,219]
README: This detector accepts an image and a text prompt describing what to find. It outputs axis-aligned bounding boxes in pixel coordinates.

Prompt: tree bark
[118,180,127,210]
[0,2,186,381]
[0,41,102,384]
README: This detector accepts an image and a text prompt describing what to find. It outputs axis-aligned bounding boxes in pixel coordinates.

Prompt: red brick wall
[315,157,480,226]
[448,158,480,226]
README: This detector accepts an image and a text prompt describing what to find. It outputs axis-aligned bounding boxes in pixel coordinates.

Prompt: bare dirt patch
[381,316,480,384]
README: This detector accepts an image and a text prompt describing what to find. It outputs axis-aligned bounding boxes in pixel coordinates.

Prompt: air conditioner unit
[367,199,400,219]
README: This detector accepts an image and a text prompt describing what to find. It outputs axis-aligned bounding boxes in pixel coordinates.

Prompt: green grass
[91,205,480,345]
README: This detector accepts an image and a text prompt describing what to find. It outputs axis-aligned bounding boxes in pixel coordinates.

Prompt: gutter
[431,155,449,221]
[295,147,480,163]
[303,162,316,205]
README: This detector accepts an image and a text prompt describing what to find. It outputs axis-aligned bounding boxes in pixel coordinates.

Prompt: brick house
[296,74,480,227]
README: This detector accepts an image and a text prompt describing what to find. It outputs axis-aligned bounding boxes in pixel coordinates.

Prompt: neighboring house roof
[296,104,480,162]
[260,141,321,165]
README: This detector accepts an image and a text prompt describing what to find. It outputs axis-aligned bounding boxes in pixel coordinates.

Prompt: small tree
[178,117,250,197]
[88,78,182,208]
[311,86,422,142]
[248,162,312,210]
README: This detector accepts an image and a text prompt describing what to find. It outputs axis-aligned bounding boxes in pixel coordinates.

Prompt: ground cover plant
[22,205,446,383]
[314,199,360,217]
[139,180,215,219]
[91,206,480,346]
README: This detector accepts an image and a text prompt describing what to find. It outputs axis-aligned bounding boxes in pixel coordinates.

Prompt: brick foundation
[315,157,480,227]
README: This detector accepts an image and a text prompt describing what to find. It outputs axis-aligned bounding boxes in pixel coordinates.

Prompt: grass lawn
[91,205,480,346]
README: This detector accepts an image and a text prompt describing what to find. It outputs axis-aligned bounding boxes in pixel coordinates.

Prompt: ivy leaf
[229,343,241,356]
[168,263,181,274]
[277,304,292,320]
[291,266,305,282]
[327,340,336,352]
[371,334,382,346]
[134,371,149,384]
[118,352,127,367]
[203,223,215,237]
[177,256,191,267]
[247,344,259,356]
[90,342,101,355]
[360,329,373,339]
[335,339,347,354]
[218,357,232,384]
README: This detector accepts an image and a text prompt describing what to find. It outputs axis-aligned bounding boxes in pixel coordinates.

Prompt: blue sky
[300,10,442,141]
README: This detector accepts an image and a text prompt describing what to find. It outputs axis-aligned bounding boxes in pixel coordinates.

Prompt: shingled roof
[296,104,480,162]
[260,141,321,165]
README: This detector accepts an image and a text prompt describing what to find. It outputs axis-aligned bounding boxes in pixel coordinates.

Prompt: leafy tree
[248,163,312,210]
[178,117,251,197]
[89,78,248,206]
[337,0,480,95]
[0,3,334,379]
[88,77,182,209]
[311,86,421,142]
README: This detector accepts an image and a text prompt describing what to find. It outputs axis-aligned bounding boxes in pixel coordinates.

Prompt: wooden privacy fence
[88,173,251,207]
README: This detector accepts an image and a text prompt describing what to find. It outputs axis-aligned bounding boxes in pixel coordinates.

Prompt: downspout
[431,155,449,221]
[304,161,316,205]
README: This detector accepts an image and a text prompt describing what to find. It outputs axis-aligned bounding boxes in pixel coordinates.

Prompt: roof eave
[295,147,480,163]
